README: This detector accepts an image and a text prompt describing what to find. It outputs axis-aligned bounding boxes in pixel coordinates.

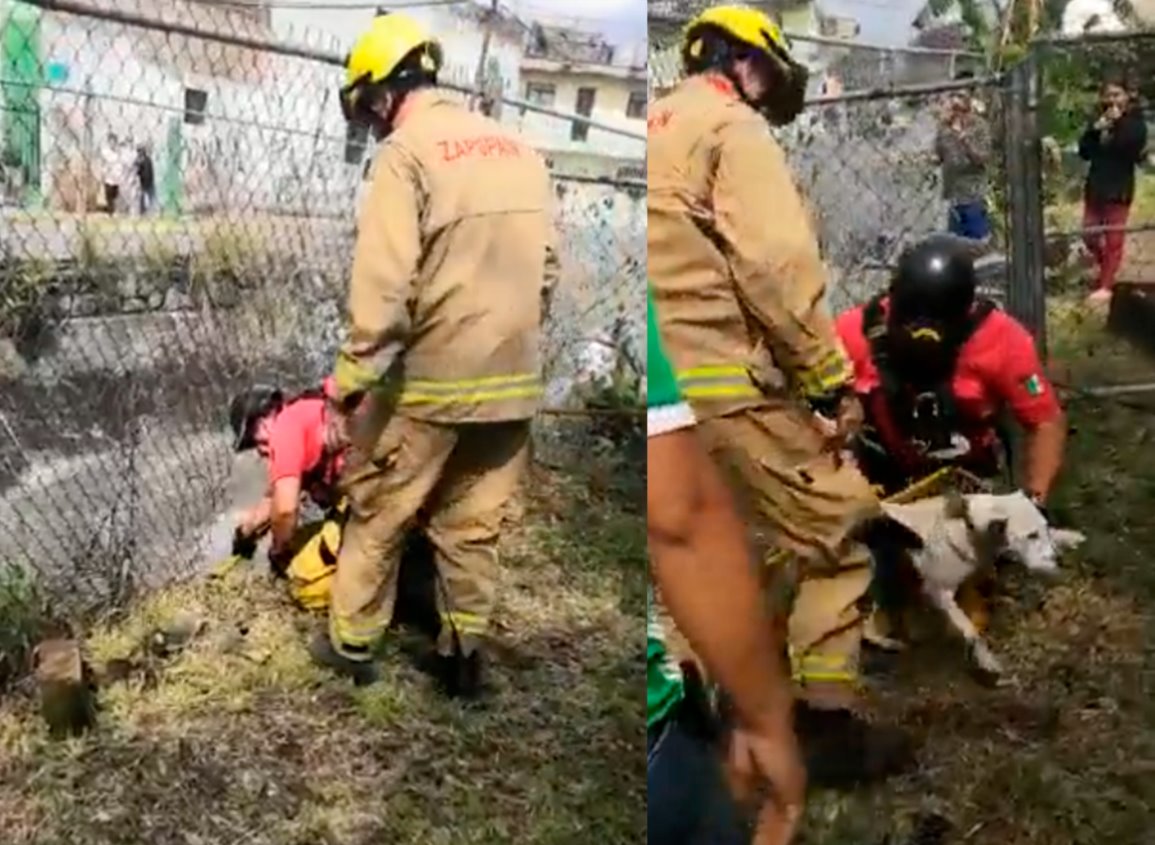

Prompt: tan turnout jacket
[647,74,851,422]
[334,90,559,423]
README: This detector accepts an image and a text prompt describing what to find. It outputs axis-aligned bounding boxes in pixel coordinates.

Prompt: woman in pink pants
[1078,78,1148,304]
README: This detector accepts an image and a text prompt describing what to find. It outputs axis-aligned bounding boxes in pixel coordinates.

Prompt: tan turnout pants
[696,399,881,709]
[329,414,529,660]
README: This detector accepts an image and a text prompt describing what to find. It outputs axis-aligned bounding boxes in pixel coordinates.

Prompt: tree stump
[33,638,96,739]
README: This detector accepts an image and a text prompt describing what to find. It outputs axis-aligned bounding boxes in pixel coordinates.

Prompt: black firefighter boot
[793,701,916,789]
[308,632,381,687]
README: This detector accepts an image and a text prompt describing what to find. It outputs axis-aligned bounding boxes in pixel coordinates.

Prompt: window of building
[183,87,208,125]
[572,86,596,142]
[626,89,646,119]
[345,121,370,166]
[524,82,556,108]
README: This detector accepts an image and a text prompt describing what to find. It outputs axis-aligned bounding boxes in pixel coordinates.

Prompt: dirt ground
[796,299,1155,845]
[3,296,1155,844]
[0,464,645,845]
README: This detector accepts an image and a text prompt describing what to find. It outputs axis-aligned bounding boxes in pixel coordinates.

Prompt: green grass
[0,465,644,845]
[797,299,1155,845]
[0,565,50,692]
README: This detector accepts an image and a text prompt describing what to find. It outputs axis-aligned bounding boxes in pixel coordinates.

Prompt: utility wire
[188,0,471,9]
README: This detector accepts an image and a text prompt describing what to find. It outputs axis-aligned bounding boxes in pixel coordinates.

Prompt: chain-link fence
[649,13,1007,315]
[648,5,982,97]
[0,0,643,621]
[651,32,979,98]
[1027,33,1155,321]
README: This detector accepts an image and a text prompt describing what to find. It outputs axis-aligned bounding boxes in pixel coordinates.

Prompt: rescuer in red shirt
[229,378,346,581]
[835,235,1067,505]
[837,235,1068,644]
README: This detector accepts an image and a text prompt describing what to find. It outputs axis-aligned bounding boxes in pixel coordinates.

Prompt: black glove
[231,528,257,560]
[268,545,292,579]
[806,384,852,420]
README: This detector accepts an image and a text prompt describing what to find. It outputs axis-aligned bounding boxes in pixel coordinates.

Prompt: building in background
[275,0,643,180]
[515,22,645,179]
[0,0,642,215]
[820,14,861,40]
[649,0,870,96]
[1,0,318,215]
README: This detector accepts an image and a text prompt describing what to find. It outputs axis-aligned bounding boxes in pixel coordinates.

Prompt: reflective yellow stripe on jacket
[675,365,761,401]
[399,373,542,406]
[790,648,857,686]
[795,349,853,398]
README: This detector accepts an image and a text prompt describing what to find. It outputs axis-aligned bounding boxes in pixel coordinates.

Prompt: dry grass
[0,465,644,845]
[797,298,1155,845]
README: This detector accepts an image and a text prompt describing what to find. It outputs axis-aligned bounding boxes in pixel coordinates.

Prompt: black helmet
[228,385,284,452]
[890,235,977,325]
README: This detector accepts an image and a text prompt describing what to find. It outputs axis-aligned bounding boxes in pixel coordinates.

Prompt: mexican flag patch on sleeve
[1023,374,1044,397]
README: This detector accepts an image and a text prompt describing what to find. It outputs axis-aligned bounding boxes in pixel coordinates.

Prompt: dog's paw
[864,632,909,653]
[1051,528,1087,552]
[968,641,1004,679]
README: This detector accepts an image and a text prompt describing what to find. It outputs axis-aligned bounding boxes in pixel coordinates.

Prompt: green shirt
[646,287,695,729]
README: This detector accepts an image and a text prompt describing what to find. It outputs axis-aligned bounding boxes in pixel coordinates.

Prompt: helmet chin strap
[368,90,405,140]
[718,54,763,115]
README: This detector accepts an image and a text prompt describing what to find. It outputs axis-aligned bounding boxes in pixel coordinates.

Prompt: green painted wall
[161,115,183,215]
[0,0,42,206]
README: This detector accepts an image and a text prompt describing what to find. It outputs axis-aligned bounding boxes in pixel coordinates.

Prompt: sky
[506,0,646,43]
[821,0,926,45]
[513,0,926,48]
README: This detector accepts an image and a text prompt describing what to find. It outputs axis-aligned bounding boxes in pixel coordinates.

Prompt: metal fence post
[1004,47,1048,353]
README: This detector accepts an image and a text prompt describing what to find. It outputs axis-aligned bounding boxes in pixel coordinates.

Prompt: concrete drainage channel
[0,279,335,616]
[0,429,233,606]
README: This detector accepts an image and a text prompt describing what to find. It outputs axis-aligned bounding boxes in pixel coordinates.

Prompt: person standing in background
[99,133,120,214]
[1079,76,1148,306]
[934,70,992,243]
[136,145,155,215]
[118,137,137,213]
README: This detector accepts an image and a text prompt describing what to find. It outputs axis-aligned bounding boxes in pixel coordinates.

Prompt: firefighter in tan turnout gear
[647,4,912,786]
[311,11,557,698]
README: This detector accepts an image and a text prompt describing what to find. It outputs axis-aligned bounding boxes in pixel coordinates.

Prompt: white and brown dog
[856,490,1086,678]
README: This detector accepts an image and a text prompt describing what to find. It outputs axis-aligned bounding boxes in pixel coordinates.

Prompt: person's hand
[231,526,258,560]
[326,405,352,452]
[811,392,864,457]
[726,718,806,845]
[267,544,292,579]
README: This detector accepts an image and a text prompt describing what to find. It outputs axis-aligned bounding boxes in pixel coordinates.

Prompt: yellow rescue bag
[287,517,342,611]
